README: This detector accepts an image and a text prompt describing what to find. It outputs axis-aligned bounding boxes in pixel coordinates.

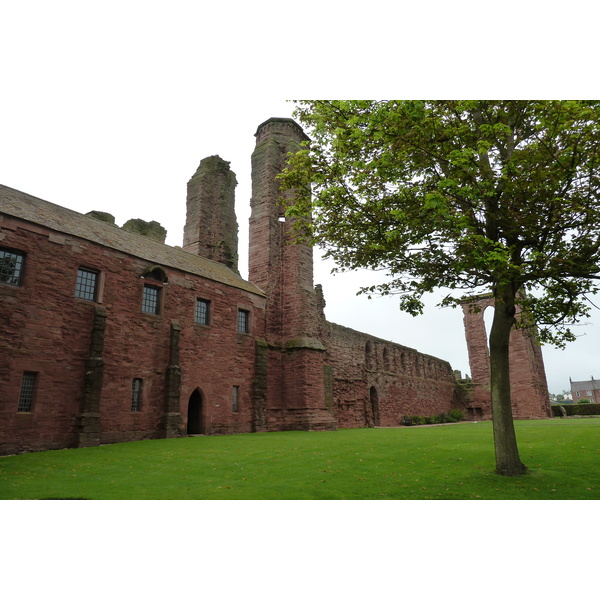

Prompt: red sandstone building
[0,118,552,455]
[570,377,600,403]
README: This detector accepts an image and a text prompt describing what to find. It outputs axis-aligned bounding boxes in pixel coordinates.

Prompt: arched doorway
[187,389,204,434]
[369,386,380,427]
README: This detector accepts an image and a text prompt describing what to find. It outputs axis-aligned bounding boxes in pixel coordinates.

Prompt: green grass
[1,419,599,499]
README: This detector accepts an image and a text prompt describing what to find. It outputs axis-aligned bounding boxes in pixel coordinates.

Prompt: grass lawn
[1,419,599,500]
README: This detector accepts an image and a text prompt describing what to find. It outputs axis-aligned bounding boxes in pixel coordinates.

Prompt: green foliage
[578,398,592,404]
[402,409,464,426]
[279,100,600,347]
[280,100,600,475]
[1,421,600,500]
[449,408,465,422]
[551,403,600,416]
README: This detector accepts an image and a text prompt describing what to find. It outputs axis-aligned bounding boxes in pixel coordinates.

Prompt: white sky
[1,3,599,396]
[3,0,598,591]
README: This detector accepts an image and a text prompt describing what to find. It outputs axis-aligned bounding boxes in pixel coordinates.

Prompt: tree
[279,100,600,476]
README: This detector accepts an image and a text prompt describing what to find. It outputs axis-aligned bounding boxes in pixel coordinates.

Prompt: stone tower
[183,155,239,273]
[462,294,552,419]
[249,117,336,430]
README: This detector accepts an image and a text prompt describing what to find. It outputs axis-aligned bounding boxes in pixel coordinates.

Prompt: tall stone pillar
[249,118,336,430]
[183,155,239,273]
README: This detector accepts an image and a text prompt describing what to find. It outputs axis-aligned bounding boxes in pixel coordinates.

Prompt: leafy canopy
[279,100,600,347]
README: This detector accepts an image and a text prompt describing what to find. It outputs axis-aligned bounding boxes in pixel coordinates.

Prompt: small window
[232,386,239,413]
[75,267,99,301]
[195,299,210,325]
[0,248,25,286]
[237,309,250,333]
[18,372,37,412]
[131,378,143,412]
[142,284,160,314]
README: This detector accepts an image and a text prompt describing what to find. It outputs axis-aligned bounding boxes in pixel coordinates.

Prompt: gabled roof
[570,379,600,392]
[0,184,265,297]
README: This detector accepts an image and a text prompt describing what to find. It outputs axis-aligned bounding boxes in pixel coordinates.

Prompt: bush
[448,409,465,422]
[551,403,600,417]
[401,410,465,426]
[578,399,591,404]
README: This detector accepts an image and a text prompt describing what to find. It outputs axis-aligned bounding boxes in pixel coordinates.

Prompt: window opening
[131,378,142,412]
[237,309,249,333]
[18,372,37,412]
[0,249,25,286]
[142,284,160,314]
[195,299,210,325]
[75,267,99,301]
[232,386,239,413]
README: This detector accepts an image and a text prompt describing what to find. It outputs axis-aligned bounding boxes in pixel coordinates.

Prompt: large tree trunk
[489,282,528,476]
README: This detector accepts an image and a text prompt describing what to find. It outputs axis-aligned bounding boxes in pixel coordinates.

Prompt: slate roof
[0,183,265,297]
[570,379,600,392]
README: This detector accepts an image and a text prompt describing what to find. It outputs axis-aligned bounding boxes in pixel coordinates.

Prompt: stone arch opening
[369,386,380,427]
[187,388,205,435]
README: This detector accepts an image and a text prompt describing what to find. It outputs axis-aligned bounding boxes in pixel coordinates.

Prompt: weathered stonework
[122,218,167,243]
[86,210,116,224]
[325,323,457,428]
[249,118,336,431]
[0,117,551,456]
[184,155,239,273]
[77,305,107,447]
[461,294,552,419]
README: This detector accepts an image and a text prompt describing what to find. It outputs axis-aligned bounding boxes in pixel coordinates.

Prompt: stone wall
[0,212,266,454]
[326,323,457,427]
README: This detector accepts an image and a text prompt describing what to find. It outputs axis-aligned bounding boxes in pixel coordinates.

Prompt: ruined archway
[461,294,552,419]
[187,388,204,434]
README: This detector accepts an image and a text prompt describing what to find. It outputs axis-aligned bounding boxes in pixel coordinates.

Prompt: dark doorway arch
[369,386,380,427]
[187,389,204,434]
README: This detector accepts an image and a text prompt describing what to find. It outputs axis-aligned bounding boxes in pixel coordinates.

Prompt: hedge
[551,403,600,417]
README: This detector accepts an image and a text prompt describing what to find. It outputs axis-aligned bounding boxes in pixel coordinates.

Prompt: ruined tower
[183,155,239,273]
[462,294,552,419]
[249,118,336,430]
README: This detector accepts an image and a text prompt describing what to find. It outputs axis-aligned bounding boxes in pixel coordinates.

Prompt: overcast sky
[2,3,599,396]
[3,0,599,591]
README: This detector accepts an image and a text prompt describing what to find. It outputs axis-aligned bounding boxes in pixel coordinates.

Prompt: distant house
[570,377,600,403]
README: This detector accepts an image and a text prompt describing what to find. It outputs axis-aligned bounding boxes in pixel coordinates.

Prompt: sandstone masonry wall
[0,213,265,454]
[184,155,239,273]
[326,323,457,427]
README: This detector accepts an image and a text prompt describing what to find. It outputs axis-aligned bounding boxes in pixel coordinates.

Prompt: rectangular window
[75,267,99,301]
[142,284,160,314]
[0,248,25,286]
[18,372,37,412]
[232,386,239,413]
[131,378,143,412]
[237,309,249,333]
[195,299,210,325]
